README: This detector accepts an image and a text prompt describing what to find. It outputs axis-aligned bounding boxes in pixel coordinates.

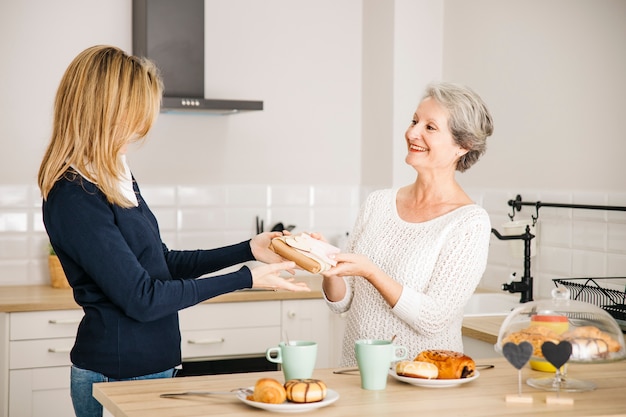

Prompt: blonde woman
[322,82,494,366]
[38,45,308,417]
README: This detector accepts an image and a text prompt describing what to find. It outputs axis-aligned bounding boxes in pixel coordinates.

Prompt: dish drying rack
[552,277,626,332]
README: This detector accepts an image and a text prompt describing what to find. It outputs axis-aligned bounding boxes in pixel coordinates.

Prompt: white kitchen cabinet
[178,301,282,360]
[1,309,82,417]
[1,298,334,417]
[281,299,332,368]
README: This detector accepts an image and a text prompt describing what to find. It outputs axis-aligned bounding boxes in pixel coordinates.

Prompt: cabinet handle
[48,318,81,325]
[187,337,225,345]
[287,311,296,318]
[48,347,72,353]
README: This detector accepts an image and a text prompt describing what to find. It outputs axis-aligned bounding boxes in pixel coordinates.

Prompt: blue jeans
[70,365,176,417]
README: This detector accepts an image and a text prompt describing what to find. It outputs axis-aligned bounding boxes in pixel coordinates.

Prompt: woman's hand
[326,253,402,307]
[249,231,287,264]
[324,253,378,280]
[250,261,310,292]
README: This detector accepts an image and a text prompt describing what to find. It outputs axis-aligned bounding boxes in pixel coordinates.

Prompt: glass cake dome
[495,286,626,391]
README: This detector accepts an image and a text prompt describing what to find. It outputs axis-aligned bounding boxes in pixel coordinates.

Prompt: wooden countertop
[93,356,626,417]
[0,275,324,312]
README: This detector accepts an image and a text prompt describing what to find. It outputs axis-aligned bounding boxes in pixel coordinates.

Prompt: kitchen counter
[93,356,626,417]
[0,275,324,312]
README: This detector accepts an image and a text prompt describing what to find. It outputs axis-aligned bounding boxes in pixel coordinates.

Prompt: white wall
[442,0,626,192]
[0,0,363,186]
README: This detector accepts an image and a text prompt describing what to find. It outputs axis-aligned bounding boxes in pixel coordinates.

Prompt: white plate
[389,369,480,388]
[236,388,340,413]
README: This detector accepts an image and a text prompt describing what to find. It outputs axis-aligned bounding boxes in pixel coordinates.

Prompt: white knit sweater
[325,188,491,367]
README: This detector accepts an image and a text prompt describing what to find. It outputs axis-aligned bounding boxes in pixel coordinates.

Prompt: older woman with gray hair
[322,81,494,366]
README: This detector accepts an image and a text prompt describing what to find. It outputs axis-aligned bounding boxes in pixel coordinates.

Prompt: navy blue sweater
[43,171,255,378]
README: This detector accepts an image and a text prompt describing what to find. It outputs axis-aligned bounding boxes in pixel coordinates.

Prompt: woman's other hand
[251,262,310,292]
[250,231,287,264]
[325,253,378,280]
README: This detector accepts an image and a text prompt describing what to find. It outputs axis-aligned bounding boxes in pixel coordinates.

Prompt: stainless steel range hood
[132,0,263,115]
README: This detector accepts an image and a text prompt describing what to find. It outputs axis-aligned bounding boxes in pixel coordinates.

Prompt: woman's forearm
[322,275,347,302]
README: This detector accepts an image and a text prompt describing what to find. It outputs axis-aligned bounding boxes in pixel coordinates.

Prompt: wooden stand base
[546,396,574,405]
[505,394,533,404]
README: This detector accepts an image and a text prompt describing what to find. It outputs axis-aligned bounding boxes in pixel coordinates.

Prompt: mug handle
[266,347,282,364]
[393,346,408,361]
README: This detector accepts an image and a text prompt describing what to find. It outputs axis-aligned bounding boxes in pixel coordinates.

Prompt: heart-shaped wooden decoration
[541,341,572,370]
[502,341,533,370]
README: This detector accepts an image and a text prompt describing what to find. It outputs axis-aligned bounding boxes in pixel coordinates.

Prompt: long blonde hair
[38,45,163,207]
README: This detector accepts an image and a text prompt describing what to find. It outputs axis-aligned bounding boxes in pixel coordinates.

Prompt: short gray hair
[423,82,494,172]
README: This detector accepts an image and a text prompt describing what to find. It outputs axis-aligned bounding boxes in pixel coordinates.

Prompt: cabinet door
[9,367,74,417]
[281,299,331,368]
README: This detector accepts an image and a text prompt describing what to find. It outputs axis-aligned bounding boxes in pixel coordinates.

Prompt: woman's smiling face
[404,97,466,172]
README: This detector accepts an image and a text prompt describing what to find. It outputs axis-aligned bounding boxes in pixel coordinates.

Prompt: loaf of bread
[395,360,439,379]
[284,379,327,403]
[247,378,286,404]
[270,234,339,274]
[415,350,476,379]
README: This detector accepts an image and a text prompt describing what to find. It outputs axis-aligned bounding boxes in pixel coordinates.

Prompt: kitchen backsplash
[1,184,625,300]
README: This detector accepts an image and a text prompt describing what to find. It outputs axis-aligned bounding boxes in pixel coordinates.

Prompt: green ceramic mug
[266,341,318,381]
[355,339,408,390]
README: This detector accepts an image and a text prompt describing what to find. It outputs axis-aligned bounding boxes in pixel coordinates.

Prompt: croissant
[415,350,476,379]
[247,378,286,404]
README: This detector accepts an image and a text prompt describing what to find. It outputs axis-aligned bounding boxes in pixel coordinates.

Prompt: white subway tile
[539,219,572,249]
[0,260,30,285]
[178,185,227,206]
[227,185,269,206]
[607,193,626,223]
[177,231,228,249]
[312,185,359,207]
[269,207,311,233]
[572,221,607,252]
[0,235,29,259]
[226,207,265,232]
[608,223,626,254]
[312,207,355,231]
[538,246,573,276]
[33,210,46,232]
[607,253,626,277]
[0,186,30,207]
[140,185,177,206]
[572,192,608,221]
[151,207,178,231]
[571,249,607,277]
[179,207,228,231]
[0,211,28,232]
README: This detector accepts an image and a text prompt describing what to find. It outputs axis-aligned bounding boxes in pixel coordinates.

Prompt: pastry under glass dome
[495,286,626,391]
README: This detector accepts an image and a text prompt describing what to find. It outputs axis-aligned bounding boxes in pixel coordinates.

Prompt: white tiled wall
[0,184,361,286]
[1,184,625,299]
[469,188,626,300]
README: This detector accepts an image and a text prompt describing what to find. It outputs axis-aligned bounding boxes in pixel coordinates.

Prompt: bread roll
[395,360,439,379]
[248,378,286,404]
[415,350,476,379]
[284,379,327,403]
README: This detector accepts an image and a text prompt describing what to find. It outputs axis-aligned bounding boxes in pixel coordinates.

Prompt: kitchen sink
[463,292,521,317]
